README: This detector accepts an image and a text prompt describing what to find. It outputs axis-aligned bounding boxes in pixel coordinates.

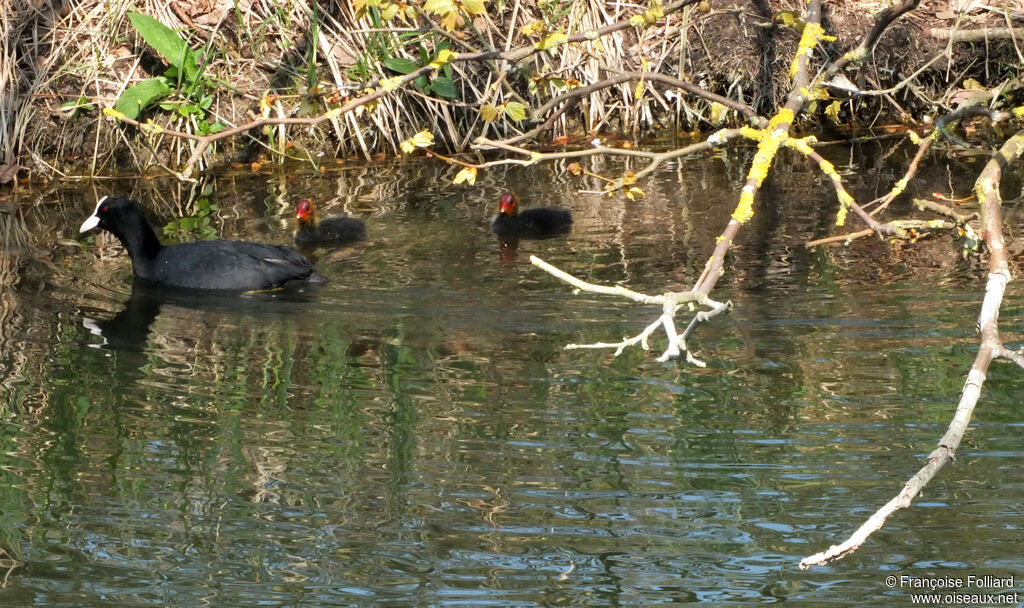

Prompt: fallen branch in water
[800,128,1024,569]
[529,255,730,365]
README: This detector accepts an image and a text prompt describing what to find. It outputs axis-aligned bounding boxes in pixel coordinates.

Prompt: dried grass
[2,1,1022,177]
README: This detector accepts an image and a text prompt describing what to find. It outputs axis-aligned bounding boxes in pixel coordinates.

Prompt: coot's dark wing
[153,240,325,290]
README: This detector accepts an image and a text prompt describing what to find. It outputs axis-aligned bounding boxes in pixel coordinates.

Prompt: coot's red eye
[100,205,108,213]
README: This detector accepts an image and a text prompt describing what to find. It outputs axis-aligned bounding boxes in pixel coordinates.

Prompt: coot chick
[294,199,366,246]
[80,196,327,291]
[491,193,572,239]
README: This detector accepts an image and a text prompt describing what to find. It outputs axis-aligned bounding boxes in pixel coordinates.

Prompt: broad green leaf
[504,101,527,121]
[383,57,420,74]
[115,77,173,119]
[127,12,199,84]
[430,77,457,98]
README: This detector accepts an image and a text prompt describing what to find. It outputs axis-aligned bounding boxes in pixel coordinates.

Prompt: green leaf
[115,77,173,119]
[504,101,527,121]
[430,77,457,98]
[127,12,199,84]
[383,57,420,74]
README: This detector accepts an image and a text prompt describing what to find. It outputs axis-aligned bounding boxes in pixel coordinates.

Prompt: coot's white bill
[80,195,109,233]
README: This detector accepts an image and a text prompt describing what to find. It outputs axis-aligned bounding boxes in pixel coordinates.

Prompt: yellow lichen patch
[732,188,756,223]
[103,107,127,121]
[835,190,854,226]
[784,136,815,157]
[789,23,830,79]
[739,125,765,142]
[890,177,908,198]
[380,76,404,92]
[141,120,163,136]
[767,108,794,130]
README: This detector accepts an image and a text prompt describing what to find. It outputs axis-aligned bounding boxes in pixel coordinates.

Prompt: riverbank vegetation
[1,0,1021,179]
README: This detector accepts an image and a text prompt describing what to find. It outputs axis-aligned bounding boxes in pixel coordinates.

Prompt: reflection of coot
[83,280,322,352]
[491,193,572,240]
[294,199,366,246]
[82,286,163,351]
[80,196,326,291]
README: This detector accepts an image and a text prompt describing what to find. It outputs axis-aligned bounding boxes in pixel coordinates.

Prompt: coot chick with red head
[294,199,366,246]
[80,196,326,291]
[491,193,572,239]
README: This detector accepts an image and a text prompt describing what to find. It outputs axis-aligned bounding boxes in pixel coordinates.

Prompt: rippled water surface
[1,146,1022,606]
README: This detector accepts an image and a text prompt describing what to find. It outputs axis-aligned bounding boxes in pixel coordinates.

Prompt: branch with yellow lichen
[801,128,1024,569]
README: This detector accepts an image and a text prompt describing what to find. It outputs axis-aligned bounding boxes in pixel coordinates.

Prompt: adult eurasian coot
[80,196,327,291]
[491,193,572,239]
[294,199,366,246]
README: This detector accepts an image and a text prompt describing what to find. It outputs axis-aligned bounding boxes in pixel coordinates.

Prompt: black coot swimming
[491,193,572,239]
[294,199,366,246]
[80,196,327,291]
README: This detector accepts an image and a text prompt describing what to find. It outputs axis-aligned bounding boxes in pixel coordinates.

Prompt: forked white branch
[530,255,731,365]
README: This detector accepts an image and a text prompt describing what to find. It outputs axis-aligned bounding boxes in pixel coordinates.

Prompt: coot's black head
[498,193,518,216]
[80,196,143,235]
[296,199,317,226]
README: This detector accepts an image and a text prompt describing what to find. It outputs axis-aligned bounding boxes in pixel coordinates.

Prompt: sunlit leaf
[115,77,173,120]
[825,100,842,125]
[424,0,453,13]
[127,12,199,84]
[536,32,568,50]
[429,49,458,69]
[709,101,729,125]
[625,186,645,200]
[521,21,542,37]
[461,0,487,15]
[410,129,435,148]
[453,166,477,184]
[479,104,499,122]
[504,101,527,122]
[380,3,399,21]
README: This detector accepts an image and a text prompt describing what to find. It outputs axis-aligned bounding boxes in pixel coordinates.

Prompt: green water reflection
[0,148,1022,606]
